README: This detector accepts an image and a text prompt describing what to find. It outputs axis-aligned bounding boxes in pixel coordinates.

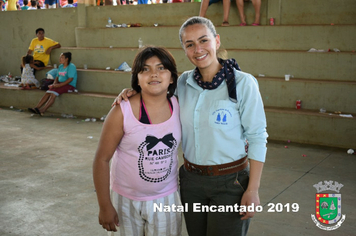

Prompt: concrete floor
[0,108,355,236]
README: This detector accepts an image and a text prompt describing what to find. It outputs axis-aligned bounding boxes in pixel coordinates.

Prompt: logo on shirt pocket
[213,109,231,125]
[209,100,239,130]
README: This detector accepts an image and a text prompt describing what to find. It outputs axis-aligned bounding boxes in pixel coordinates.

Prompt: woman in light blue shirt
[176,16,267,236]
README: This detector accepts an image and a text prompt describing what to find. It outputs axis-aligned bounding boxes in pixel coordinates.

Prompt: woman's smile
[195,54,208,60]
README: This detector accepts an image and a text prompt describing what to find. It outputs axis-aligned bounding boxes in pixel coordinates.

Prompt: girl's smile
[138,56,173,96]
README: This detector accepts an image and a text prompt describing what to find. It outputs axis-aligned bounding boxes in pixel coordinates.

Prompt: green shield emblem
[316,193,341,225]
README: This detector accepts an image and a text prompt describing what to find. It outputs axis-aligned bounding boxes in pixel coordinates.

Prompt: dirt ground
[0,108,355,236]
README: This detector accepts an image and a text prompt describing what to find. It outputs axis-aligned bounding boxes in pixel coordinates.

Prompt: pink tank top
[110,96,181,201]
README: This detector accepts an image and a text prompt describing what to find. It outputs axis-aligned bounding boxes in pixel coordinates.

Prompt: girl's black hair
[131,46,178,98]
[22,54,34,65]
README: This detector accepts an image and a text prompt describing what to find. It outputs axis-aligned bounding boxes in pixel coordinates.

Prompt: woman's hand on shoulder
[111,88,137,107]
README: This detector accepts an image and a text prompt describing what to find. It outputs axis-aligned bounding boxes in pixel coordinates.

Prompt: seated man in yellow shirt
[24,28,61,75]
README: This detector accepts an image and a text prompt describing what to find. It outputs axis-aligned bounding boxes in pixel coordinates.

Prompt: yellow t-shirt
[29,37,59,66]
[7,0,17,11]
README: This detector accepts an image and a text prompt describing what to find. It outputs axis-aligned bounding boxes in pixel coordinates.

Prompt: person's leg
[112,192,145,236]
[38,93,57,114]
[251,0,261,24]
[179,166,209,236]
[235,0,246,25]
[222,0,231,26]
[207,167,251,236]
[144,191,182,236]
[199,0,210,17]
[35,93,51,109]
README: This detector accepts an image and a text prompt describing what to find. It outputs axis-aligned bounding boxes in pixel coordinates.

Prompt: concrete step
[34,69,131,95]
[0,84,115,118]
[49,48,356,81]
[75,25,356,51]
[33,69,356,113]
[74,69,131,95]
[265,107,356,149]
[85,2,268,28]
[1,84,354,149]
[258,78,356,114]
[84,0,356,28]
[275,0,356,25]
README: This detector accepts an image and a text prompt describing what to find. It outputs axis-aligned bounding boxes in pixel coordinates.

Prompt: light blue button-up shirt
[176,68,268,165]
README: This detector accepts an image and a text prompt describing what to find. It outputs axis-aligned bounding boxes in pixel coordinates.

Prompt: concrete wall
[0,8,78,75]
[1,0,356,76]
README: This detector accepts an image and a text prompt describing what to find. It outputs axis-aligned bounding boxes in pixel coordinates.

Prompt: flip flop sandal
[34,108,43,116]
[222,21,230,26]
[28,108,37,114]
[252,23,260,26]
[239,23,247,26]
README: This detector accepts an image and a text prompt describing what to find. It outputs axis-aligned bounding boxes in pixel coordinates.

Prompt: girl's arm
[30,62,44,71]
[93,105,124,232]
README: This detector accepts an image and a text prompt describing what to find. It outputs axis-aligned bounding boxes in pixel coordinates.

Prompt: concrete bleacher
[0,0,355,148]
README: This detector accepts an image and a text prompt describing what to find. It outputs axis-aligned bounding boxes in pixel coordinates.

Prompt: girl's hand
[98,206,119,232]
[111,88,137,107]
[239,190,260,220]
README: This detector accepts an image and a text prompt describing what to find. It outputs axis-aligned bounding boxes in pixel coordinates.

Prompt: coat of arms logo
[311,181,346,231]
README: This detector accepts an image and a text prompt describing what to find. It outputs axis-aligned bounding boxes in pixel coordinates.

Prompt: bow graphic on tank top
[145,133,174,151]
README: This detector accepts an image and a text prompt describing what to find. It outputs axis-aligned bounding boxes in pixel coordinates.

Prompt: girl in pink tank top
[93,47,182,235]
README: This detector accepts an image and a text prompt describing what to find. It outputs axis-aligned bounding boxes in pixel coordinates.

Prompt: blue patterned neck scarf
[193,58,241,103]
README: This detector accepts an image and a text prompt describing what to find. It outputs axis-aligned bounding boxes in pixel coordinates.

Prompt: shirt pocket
[208,100,240,130]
